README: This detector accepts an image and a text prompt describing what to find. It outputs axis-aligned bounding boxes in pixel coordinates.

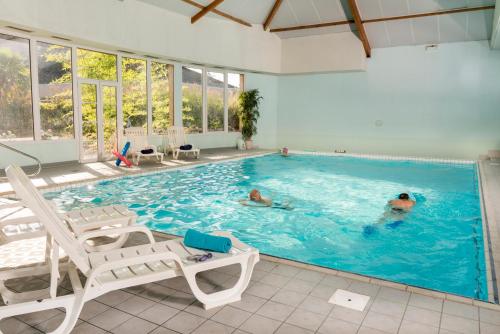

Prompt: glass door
[79,81,118,162]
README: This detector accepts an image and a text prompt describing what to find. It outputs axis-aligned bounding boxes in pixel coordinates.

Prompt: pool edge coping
[478,161,500,303]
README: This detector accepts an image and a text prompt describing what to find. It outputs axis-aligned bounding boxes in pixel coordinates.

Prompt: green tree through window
[0,33,33,139]
[38,42,74,140]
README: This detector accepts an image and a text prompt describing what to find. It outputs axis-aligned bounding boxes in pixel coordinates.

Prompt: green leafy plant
[237,89,262,141]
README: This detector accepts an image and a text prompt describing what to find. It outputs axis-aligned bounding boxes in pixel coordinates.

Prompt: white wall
[0,0,281,73]
[277,41,500,159]
[281,32,366,74]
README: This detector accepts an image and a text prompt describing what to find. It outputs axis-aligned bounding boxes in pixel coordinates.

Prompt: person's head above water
[398,193,410,200]
[249,189,262,201]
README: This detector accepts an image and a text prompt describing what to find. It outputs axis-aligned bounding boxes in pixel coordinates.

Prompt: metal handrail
[0,142,42,178]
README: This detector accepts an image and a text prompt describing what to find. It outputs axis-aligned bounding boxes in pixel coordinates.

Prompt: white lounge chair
[1,201,136,252]
[1,165,259,334]
[167,126,200,160]
[124,127,164,165]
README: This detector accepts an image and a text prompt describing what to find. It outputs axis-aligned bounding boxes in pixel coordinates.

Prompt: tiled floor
[2,252,500,334]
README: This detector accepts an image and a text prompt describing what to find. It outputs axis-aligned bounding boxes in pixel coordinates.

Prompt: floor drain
[328,289,370,311]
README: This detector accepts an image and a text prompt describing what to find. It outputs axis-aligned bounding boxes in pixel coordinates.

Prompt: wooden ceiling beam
[181,0,251,27]
[363,5,495,24]
[263,0,284,31]
[191,0,225,24]
[347,0,371,58]
[270,19,354,33]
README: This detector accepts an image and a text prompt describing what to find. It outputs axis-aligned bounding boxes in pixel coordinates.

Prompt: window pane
[122,57,147,129]
[38,42,74,140]
[207,71,224,132]
[76,48,117,81]
[152,62,173,134]
[0,33,33,140]
[228,73,243,132]
[182,66,203,134]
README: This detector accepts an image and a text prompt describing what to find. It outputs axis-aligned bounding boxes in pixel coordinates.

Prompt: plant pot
[245,140,253,150]
[237,139,246,150]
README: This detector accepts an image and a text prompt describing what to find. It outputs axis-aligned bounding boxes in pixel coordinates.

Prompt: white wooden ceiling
[138,0,496,48]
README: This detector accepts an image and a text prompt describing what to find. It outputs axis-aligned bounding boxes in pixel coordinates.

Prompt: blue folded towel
[183,229,232,253]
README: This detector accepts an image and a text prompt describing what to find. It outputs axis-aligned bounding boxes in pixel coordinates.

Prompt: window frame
[205,68,226,133]
[181,64,245,135]
[181,64,205,135]
[150,60,174,135]
[0,27,177,147]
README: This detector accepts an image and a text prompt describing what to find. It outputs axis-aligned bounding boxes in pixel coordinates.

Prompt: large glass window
[207,71,224,132]
[76,48,117,81]
[0,33,33,140]
[37,42,73,140]
[152,62,173,134]
[228,73,244,132]
[182,66,203,134]
[122,57,147,129]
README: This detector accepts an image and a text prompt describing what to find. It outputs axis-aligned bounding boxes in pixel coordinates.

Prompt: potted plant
[238,89,262,150]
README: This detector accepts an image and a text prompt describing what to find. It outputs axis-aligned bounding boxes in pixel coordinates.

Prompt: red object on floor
[113,150,132,167]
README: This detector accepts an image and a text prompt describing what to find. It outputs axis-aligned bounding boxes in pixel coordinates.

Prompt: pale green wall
[277,41,500,159]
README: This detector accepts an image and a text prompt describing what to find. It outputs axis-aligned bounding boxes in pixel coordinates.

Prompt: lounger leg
[48,292,85,334]
[183,253,259,309]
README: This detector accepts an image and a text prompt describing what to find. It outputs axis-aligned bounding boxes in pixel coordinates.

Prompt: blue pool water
[45,154,487,300]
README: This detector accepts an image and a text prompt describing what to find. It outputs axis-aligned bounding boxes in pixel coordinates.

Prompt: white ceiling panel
[277,24,353,39]
[286,0,321,26]
[357,0,383,20]
[271,1,298,28]
[218,0,275,24]
[408,0,466,13]
[379,0,410,17]
[411,16,439,45]
[385,19,414,46]
[314,0,349,21]
[365,22,391,48]
[439,13,468,43]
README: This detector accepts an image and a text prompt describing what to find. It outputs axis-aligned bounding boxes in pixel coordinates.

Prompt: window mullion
[30,39,41,141]
[146,59,153,136]
[117,55,123,147]
[203,68,208,134]
[224,72,228,133]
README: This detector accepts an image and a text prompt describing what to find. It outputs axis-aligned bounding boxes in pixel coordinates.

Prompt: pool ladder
[0,142,42,179]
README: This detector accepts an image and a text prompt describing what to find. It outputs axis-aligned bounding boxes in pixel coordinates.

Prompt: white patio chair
[124,127,164,165]
[167,126,200,160]
[1,165,259,334]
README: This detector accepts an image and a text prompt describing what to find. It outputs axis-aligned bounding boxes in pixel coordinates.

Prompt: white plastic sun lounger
[1,165,259,334]
[1,200,137,252]
[125,127,164,165]
[167,126,200,160]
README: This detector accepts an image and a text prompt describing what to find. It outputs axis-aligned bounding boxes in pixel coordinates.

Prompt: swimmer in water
[388,193,416,212]
[239,189,293,210]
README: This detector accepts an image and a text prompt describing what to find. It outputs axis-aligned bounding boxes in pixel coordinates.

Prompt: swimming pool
[45,154,488,300]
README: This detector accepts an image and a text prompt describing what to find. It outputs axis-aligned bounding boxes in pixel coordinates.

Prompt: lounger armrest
[78,225,155,245]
